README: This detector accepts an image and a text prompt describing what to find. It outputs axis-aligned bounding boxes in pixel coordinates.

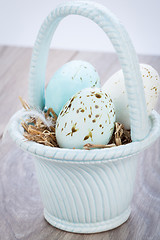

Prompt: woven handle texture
[28,0,150,142]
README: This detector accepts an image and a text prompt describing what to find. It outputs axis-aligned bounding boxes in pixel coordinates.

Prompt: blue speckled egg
[45,60,100,115]
[56,88,115,149]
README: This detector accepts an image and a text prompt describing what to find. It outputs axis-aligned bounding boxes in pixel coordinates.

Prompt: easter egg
[45,60,100,115]
[102,64,160,129]
[56,88,115,149]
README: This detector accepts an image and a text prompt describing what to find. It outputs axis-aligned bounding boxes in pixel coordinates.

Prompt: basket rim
[8,109,160,164]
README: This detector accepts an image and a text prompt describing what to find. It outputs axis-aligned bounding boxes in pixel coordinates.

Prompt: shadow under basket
[8,1,160,234]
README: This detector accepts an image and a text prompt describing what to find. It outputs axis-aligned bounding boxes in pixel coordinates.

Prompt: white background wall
[0,0,160,55]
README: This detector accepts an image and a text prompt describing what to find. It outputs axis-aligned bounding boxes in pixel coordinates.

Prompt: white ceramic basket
[8,1,160,234]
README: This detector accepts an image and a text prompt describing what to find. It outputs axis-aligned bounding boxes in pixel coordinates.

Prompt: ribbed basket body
[34,154,138,233]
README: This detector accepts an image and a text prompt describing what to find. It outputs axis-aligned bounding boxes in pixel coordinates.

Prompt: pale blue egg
[45,60,100,115]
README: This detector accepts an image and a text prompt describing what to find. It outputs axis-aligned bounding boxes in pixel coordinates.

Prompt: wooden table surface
[0,46,160,240]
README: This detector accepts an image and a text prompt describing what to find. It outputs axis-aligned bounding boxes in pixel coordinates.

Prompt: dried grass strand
[83,143,116,150]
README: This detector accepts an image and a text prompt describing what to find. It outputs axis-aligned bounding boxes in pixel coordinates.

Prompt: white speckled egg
[45,60,100,115]
[56,88,115,149]
[102,64,160,129]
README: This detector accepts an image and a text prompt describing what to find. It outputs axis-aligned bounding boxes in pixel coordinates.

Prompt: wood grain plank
[0,46,160,240]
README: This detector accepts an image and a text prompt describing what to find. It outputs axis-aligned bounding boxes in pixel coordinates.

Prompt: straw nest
[19,97,131,150]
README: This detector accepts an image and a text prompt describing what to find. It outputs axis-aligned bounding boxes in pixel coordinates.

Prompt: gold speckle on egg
[107,113,111,124]
[70,96,76,103]
[60,110,64,116]
[92,119,96,123]
[95,105,99,109]
[89,130,93,140]
[151,86,157,93]
[95,93,101,98]
[110,127,114,132]
[83,130,93,141]
[67,124,79,137]
[84,118,86,122]
[62,102,72,116]
[88,114,91,118]
[71,125,78,134]
[95,114,99,118]
[90,106,92,115]
[84,135,89,140]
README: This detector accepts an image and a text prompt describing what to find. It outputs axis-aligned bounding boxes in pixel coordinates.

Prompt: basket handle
[28,0,150,142]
